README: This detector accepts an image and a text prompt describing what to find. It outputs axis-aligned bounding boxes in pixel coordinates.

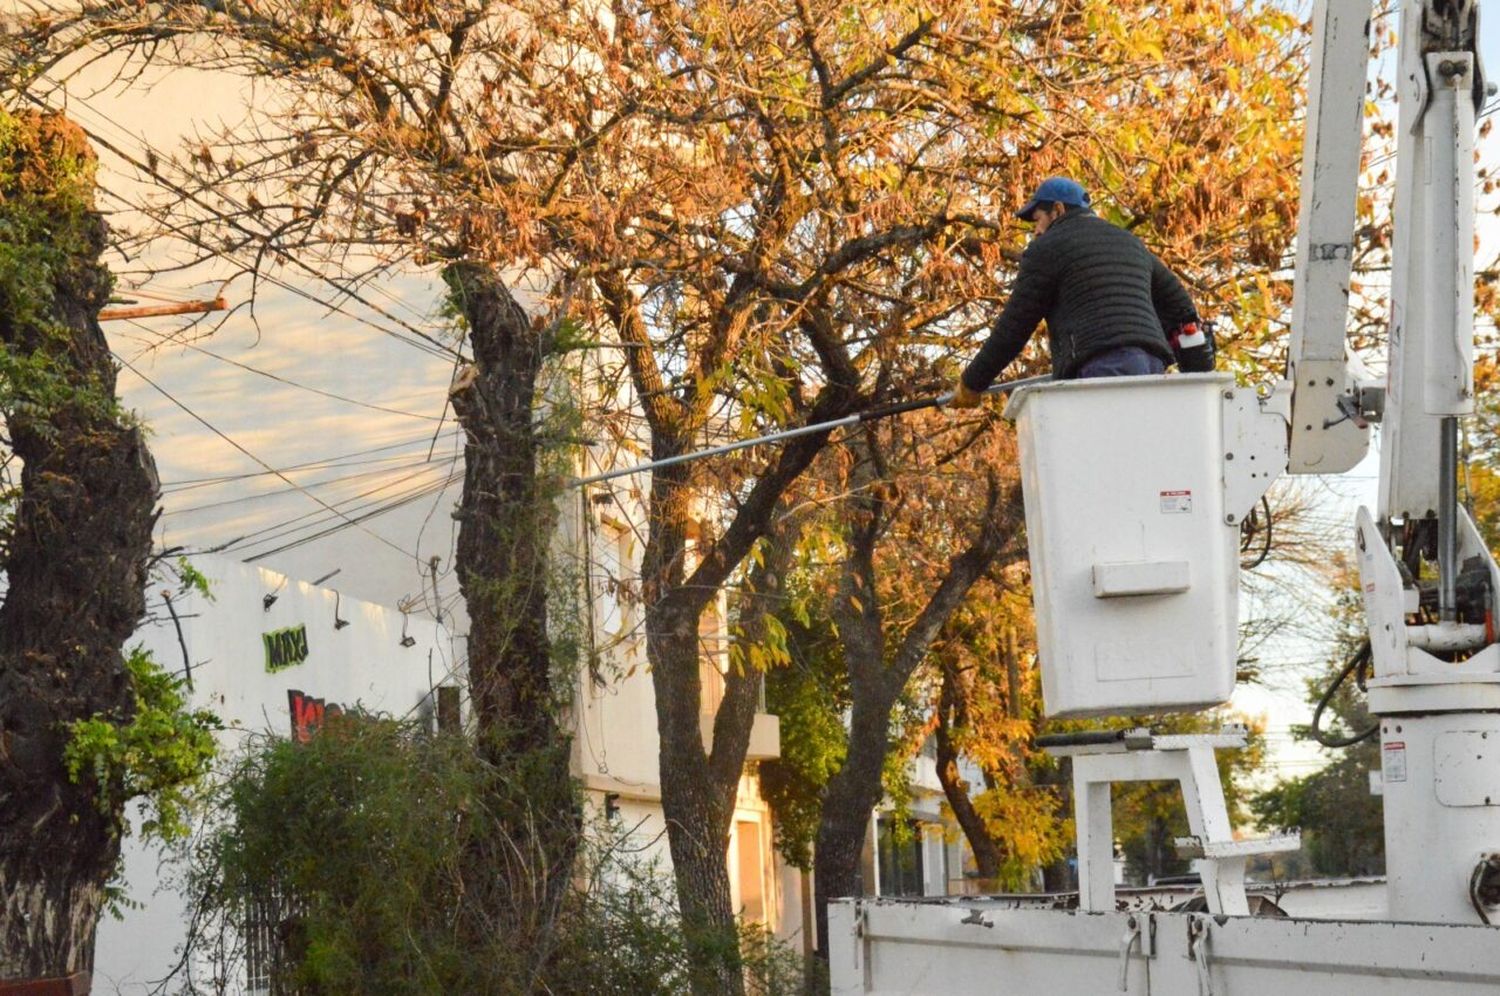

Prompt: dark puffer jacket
[961,208,1197,387]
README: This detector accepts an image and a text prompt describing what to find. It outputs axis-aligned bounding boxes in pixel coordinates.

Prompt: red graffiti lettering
[287,689,342,743]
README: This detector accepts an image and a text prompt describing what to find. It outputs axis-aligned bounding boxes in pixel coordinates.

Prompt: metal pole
[1439,415,1459,622]
[573,374,1051,489]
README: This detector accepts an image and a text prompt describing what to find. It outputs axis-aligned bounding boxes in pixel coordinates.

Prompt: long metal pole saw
[574,373,1052,489]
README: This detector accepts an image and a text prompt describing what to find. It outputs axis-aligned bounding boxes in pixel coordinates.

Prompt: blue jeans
[1075,346,1166,379]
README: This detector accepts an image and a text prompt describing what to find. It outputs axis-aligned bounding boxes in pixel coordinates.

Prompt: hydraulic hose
[1309,640,1379,748]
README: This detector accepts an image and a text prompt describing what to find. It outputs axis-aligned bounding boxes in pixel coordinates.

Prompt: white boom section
[1420,53,1478,418]
[1285,0,1376,474]
[1381,16,1479,520]
[1351,0,1500,925]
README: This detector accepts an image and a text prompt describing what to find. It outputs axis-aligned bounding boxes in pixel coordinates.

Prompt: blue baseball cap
[1016,177,1089,221]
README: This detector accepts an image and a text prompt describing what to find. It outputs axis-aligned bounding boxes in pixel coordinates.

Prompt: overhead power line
[116,351,421,563]
[203,464,460,556]
[163,453,460,517]
[231,472,455,556]
[122,318,446,422]
[243,471,462,562]
[160,431,462,492]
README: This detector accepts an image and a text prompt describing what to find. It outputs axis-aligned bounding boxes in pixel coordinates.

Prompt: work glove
[948,379,983,409]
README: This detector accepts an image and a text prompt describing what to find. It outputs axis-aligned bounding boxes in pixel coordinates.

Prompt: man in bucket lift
[949,177,1210,408]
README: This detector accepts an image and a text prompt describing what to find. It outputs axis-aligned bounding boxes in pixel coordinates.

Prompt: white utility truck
[831,0,1500,990]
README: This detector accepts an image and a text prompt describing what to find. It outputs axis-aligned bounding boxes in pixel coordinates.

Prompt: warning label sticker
[1159,490,1193,514]
[1383,741,1407,783]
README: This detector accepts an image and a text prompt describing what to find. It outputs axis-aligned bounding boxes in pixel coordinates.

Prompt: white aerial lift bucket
[1005,373,1286,718]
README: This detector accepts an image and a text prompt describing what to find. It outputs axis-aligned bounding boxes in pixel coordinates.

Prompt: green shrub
[174,716,808,994]
[64,645,219,842]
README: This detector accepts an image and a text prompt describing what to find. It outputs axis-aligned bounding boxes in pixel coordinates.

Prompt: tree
[6,0,642,969]
[596,0,1312,973]
[1460,360,1500,549]
[183,716,806,995]
[805,411,1025,952]
[760,606,848,875]
[1251,746,1382,877]
[929,581,1069,893]
[586,7,1015,986]
[750,0,1308,948]
[441,264,583,964]
[0,110,215,982]
[9,4,1004,986]
[8,0,1316,985]
[933,655,1005,886]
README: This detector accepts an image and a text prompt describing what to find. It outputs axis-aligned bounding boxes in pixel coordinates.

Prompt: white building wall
[94,556,452,995]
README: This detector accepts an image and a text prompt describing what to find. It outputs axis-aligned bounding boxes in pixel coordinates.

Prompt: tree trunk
[1145,815,1164,884]
[446,262,561,755]
[932,628,1027,890]
[0,112,160,982]
[1004,627,1023,723]
[934,666,1002,888]
[601,272,862,996]
[813,685,896,960]
[650,596,744,995]
[443,263,579,981]
[637,468,796,996]
[813,461,1018,961]
[1035,755,1074,893]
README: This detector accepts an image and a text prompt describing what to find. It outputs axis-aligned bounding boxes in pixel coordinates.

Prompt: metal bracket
[1222,386,1288,522]
[1116,913,1154,991]
[960,908,993,929]
[852,902,867,972]
[1188,917,1215,996]
[1327,392,1368,430]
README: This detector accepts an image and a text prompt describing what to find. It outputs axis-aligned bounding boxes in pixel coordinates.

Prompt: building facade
[93,537,811,992]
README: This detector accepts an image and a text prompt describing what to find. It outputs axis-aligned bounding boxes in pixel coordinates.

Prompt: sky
[46,62,473,634]
[20,4,1500,788]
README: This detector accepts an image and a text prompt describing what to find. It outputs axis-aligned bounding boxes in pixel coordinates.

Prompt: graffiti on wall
[264,624,310,673]
[287,688,348,743]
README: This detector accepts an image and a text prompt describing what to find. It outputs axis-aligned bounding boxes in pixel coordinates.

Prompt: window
[594,517,642,672]
[736,818,767,924]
